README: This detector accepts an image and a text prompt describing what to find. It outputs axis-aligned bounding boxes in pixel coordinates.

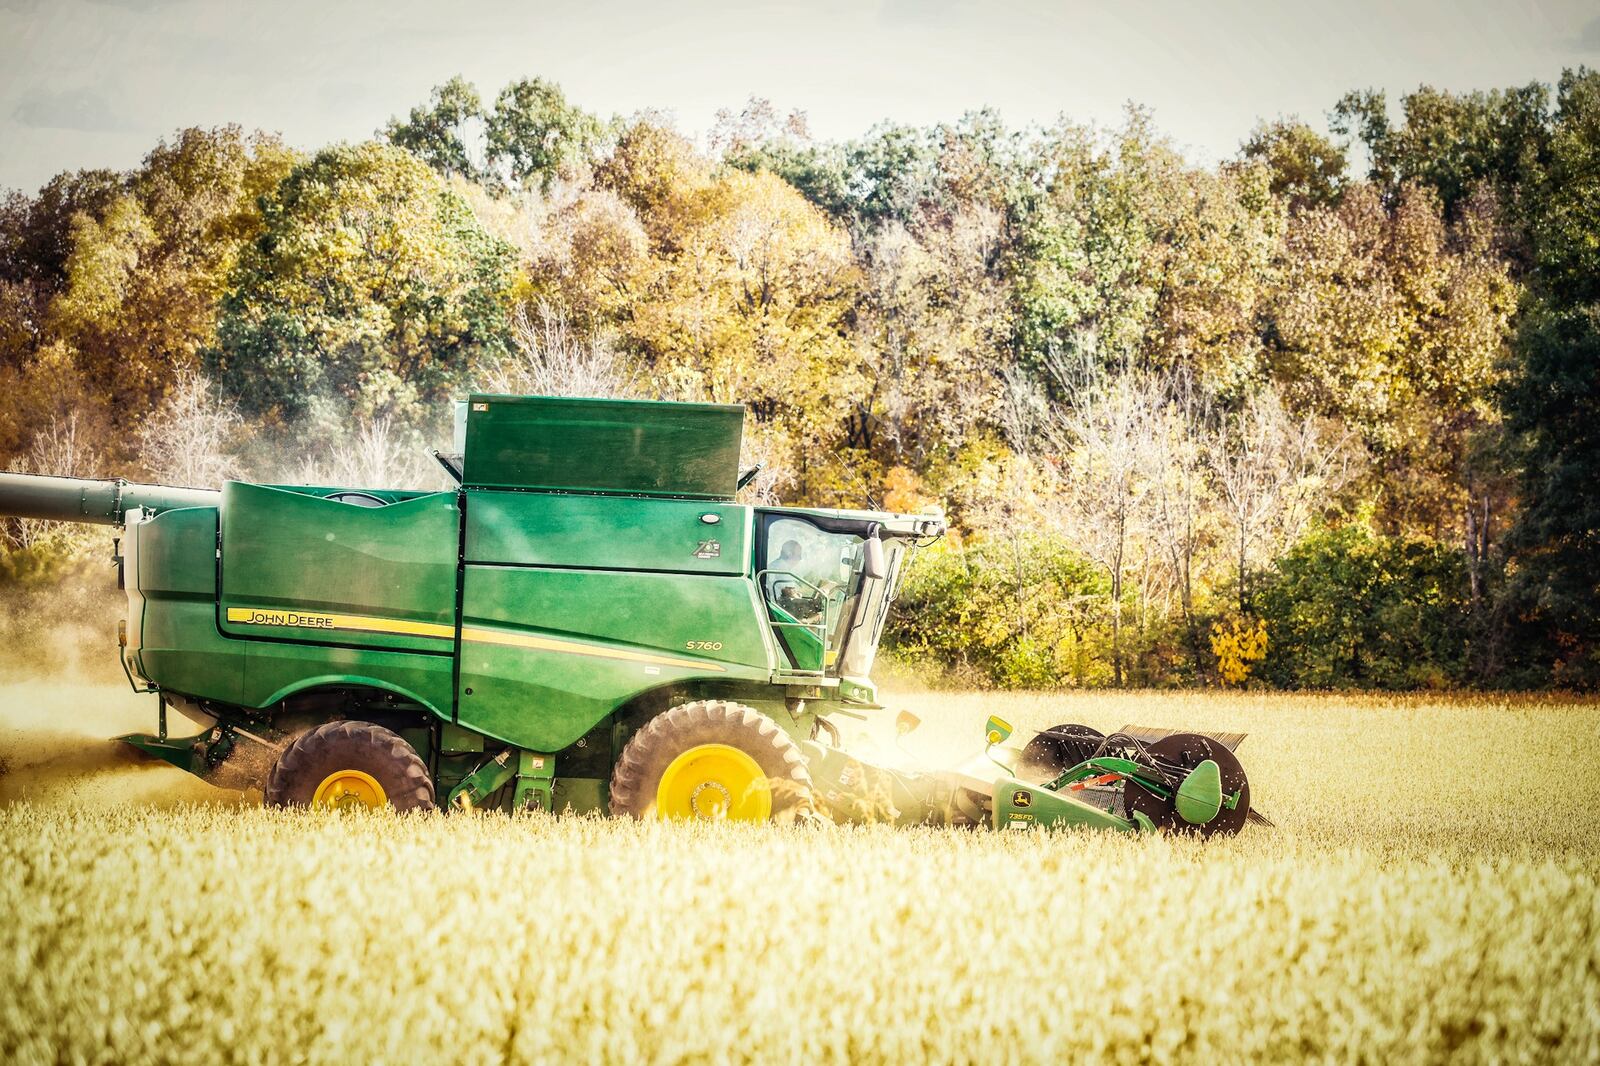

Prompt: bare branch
[481,302,637,399]
[3,413,105,554]
[1206,385,1359,609]
[293,415,448,490]
[136,370,245,489]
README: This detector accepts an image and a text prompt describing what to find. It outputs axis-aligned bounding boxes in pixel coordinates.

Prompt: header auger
[0,394,1260,834]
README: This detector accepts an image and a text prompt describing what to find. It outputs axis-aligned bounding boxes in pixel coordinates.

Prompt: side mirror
[863,526,886,579]
[895,710,921,736]
[985,715,1013,746]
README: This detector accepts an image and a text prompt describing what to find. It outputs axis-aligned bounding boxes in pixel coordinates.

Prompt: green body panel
[991,777,1137,833]
[218,483,458,652]
[135,506,216,599]
[768,602,825,672]
[458,564,772,750]
[464,566,770,669]
[440,723,484,753]
[466,490,749,576]
[140,597,457,714]
[137,596,241,702]
[129,505,237,700]
[241,644,455,714]
[462,394,744,498]
[1175,759,1223,825]
[550,777,607,815]
[131,502,454,714]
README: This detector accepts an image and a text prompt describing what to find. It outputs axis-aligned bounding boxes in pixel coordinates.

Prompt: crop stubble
[1,675,1596,1063]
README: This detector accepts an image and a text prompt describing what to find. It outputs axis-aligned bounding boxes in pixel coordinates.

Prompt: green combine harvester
[0,395,1259,834]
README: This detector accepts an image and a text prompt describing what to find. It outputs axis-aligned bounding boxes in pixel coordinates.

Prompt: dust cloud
[0,651,251,809]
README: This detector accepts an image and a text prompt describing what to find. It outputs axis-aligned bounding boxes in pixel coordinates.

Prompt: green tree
[209,142,514,427]
[852,203,1008,475]
[48,127,298,417]
[1501,68,1600,685]
[1238,117,1347,210]
[1525,69,1600,308]
[485,78,603,192]
[729,121,939,233]
[1256,520,1470,689]
[1332,83,1550,219]
[625,169,862,500]
[1009,116,1164,371]
[592,115,714,261]
[383,76,486,181]
[1266,181,1515,537]
[886,534,1110,687]
[0,169,123,421]
[1012,112,1283,394]
[0,169,123,304]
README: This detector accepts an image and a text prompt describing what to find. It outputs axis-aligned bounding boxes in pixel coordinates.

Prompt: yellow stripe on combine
[226,607,454,639]
[223,606,724,672]
[459,626,725,670]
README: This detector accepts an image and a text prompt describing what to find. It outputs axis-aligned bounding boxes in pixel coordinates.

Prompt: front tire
[265,721,435,811]
[609,700,813,822]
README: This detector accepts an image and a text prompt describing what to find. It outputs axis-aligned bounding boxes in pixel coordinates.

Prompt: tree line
[1,70,1597,689]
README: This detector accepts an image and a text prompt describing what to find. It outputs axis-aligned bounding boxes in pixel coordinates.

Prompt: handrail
[757,568,841,675]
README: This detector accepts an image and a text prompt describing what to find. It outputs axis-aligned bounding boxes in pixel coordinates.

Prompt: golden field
[1,668,1598,1064]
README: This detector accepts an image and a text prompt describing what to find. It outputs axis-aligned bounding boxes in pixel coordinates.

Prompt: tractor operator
[769,538,826,623]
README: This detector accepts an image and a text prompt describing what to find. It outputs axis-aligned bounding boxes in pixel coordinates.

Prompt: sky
[1,0,1598,193]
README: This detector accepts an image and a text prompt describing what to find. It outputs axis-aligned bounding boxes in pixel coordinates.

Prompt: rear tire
[610,700,813,822]
[265,721,435,811]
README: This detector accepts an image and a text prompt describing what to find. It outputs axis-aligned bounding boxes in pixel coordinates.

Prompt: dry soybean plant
[0,688,1596,1065]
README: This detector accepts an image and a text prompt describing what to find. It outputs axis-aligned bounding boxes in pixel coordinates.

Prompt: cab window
[760,516,863,670]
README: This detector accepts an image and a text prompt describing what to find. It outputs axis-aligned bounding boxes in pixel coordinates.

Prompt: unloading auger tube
[0,471,221,525]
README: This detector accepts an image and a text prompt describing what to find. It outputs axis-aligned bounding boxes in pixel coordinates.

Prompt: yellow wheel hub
[655,743,771,821]
[311,769,387,810]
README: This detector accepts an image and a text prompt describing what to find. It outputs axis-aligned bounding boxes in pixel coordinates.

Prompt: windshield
[759,515,905,676]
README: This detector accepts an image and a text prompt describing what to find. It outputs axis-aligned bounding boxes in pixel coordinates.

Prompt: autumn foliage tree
[5,69,1599,689]
[208,143,513,428]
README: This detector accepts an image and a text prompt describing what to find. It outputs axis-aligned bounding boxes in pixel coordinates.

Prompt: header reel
[983,718,1263,836]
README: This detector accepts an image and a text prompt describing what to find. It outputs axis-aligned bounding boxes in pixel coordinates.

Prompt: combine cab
[0,395,1259,834]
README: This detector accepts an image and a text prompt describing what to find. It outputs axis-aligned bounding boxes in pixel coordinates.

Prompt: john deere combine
[0,395,1258,834]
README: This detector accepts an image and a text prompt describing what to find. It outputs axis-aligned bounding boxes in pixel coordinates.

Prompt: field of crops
[2,667,1598,1064]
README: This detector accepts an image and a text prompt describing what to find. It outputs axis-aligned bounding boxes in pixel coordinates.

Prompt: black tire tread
[264,720,435,811]
[609,700,812,820]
